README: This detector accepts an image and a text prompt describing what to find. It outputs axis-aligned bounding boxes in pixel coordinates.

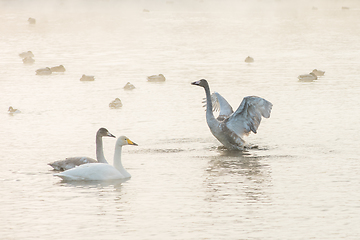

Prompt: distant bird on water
[8,106,21,114]
[36,67,52,75]
[80,74,95,81]
[19,51,34,58]
[147,74,166,82]
[311,69,325,77]
[191,79,272,150]
[109,98,123,108]
[28,18,36,24]
[50,65,66,72]
[124,82,135,90]
[298,72,317,81]
[245,56,254,63]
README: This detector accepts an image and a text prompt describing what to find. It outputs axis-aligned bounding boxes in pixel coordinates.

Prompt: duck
[8,106,21,114]
[298,72,317,81]
[28,17,36,24]
[124,82,135,90]
[19,51,34,58]
[22,56,35,64]
[50,65,66,72]
[109,98,123,108]
[80,74,95,81]
[244,56,254,63]
[54,136,138,181]
[147,74,166,82]
[191,79,272,150]
[48,128,116,171]
[311,69,325,77]
[36,67,52,75]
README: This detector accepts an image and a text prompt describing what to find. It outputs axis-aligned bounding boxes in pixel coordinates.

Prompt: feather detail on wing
[48,157,97,171]
[225,96,272,137]
[202,92,234,121]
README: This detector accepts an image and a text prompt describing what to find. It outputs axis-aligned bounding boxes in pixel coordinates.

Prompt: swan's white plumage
[54,136,137,181]
[54,163,124,181]
[193,79,272,150]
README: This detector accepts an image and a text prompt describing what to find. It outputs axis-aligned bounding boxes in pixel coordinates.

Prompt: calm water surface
[1,0,360,239]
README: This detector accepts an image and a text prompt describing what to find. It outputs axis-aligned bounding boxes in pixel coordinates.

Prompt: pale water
[1,0,360,239]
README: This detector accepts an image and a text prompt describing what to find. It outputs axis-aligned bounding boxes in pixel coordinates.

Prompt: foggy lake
[1,0,360,239]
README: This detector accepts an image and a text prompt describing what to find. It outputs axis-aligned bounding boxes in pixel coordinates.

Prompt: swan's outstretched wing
[203,92,234,120]
[226,96,272,137]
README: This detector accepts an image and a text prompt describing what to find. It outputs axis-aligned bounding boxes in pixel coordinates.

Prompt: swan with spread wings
[192,79,272,150]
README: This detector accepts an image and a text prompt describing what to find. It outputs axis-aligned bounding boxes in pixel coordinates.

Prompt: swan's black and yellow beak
[127,139,138,146]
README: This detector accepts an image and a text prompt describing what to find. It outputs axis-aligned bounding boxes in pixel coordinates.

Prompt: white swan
[192,79,272,150]
[298,72,317,81]
[54,136,138,181]
[48,128,115,171]
[147,74,166,82]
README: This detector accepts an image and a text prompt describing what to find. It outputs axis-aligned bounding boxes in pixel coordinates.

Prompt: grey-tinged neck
[204,84,216,123]
[96,134,108,164]
[113,145,131,178]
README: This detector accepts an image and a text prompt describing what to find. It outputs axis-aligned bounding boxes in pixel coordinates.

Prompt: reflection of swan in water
[192,79,272,150]
[48,128,115,171]
[205,152,270,203]
[54,136,138,181]
[22,57,35,64]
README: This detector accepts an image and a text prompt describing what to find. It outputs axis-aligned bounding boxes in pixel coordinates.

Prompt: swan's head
[97,128,116,138]
[191,79,208,88]
[117,136,138,147]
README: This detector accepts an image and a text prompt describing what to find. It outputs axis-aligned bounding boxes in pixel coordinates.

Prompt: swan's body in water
[54,136,138,181]
[192,79,272,150]
[48,128,115,171]
[298,72,317,81]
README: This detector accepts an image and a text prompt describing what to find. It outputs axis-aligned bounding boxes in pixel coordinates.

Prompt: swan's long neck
[113,145,131,178]
[96,135,108,164]
[204,84,217,123]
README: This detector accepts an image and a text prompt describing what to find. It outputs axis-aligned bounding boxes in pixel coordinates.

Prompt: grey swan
[192,79,272,150]
[54,136,138,181]
[48,128,115,171]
